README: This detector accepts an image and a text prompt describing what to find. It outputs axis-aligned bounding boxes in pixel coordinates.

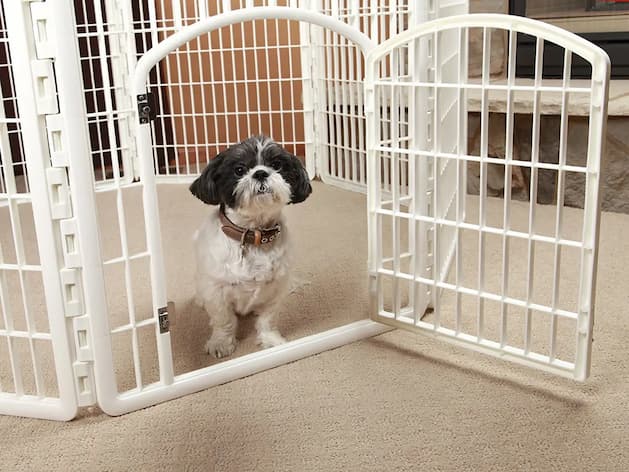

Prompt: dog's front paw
[205,335,237,358]
[257,330,286,349]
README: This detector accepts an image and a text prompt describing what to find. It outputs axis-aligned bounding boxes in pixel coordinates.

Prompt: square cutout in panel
[506,235,530,303]
[122,186,147,256]
[18,202,40,266]
[0,336,16,393]
[527,309,552,359]
[137,324,160,388]
[33,339,59,398]
[24,270,49,334]
[552,315,576,364]
[479,298,503,343]
[130,256,154,324]
[480,231,505,299]
[112,329,135,394]
[502,304,527,352]
[456,228,480,292]
[103,262,131,330]
[0,206,18,265]
[532,241,555,310]
[96,191,122,261]
[2,271,26,332]
[557,244,581,315]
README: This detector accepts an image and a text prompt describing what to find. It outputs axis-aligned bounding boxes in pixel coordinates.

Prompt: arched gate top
[366,13,611,79]
[133,6,376,94]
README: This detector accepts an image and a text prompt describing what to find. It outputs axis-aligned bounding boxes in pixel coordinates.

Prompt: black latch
[158,306,169,333]
[137,92,156,124]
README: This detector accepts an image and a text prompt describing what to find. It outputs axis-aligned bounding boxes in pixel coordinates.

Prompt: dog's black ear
[288,155,312,204]
[190,154,224,205]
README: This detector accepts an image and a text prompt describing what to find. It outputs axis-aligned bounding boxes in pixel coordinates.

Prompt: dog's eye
[234,165,246,176]
[271,160,282,171]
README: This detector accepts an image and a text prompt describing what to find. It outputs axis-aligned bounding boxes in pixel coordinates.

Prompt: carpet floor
[1,182,628,471]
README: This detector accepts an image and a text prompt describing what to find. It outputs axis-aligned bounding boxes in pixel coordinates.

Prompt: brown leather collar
[219,206,281,246]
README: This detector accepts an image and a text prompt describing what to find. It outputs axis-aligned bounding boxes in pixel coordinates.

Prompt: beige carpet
[1,181,628,471]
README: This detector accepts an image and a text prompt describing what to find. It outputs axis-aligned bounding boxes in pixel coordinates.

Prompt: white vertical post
[574,54,609,381]
[299,0,317,178]
[101,0,138,182]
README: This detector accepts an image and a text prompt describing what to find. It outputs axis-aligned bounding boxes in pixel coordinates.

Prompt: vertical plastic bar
[550,49,572,361]
[574,53,608,380]
[390,57,401,319]
[145,0,171,174]
[194,33,210,168]
[348,0,359,183]
[205,27,222,157]
[263,18,275,139]
[273,18,286,144]
[173,38,191,175]
[299,2,316,176]
[239,14,252,140]
[476,27,491,340]
[324,9,336,178]
[101,0,137,183]
[331,17,343,180]
[172,0,183,30]
[339,23,350,181]
[455,25,467,334]
[251,18,264,139]
[500,29,517,347]
[524,37,544,354]
[431,31,440,328]
[365,58,379,319]
[285,3,298,155]
[160,30,181,176]
[215,16,231,146]
[136,116,174,386]
[182,7,201,174]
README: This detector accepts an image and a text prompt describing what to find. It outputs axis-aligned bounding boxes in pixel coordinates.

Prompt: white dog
[190,136,312,358]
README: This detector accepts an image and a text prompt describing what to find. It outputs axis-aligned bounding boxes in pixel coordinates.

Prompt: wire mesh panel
[71,1,449,186]
[317,0,468,190]
[145,1,307,179]
[366,14,609,380]
[72,0,314,185]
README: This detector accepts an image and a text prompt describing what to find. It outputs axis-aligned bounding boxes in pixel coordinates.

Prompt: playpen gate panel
[366,14,609,381]
[0,0,80,421]
[83,7,390,416]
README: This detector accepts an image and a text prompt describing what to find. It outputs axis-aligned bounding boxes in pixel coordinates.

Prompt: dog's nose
[252,170,269,181]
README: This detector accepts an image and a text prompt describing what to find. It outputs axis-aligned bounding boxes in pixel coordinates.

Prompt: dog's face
[190,136,312,212]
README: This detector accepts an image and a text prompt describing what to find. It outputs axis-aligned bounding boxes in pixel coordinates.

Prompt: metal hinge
[158,302,176,333]
[158,305,170,333]
[137,92,156,124]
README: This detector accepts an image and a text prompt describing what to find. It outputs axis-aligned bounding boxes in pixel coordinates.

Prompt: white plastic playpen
[0,0,609,420]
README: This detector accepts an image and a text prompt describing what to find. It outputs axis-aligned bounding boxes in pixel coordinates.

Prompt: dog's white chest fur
[194,211,291,317]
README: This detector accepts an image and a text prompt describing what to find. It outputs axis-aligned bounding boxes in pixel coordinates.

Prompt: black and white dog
[190,136,312,358]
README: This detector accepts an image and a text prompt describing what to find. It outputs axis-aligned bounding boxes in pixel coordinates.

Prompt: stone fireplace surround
[468,0,629,213]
